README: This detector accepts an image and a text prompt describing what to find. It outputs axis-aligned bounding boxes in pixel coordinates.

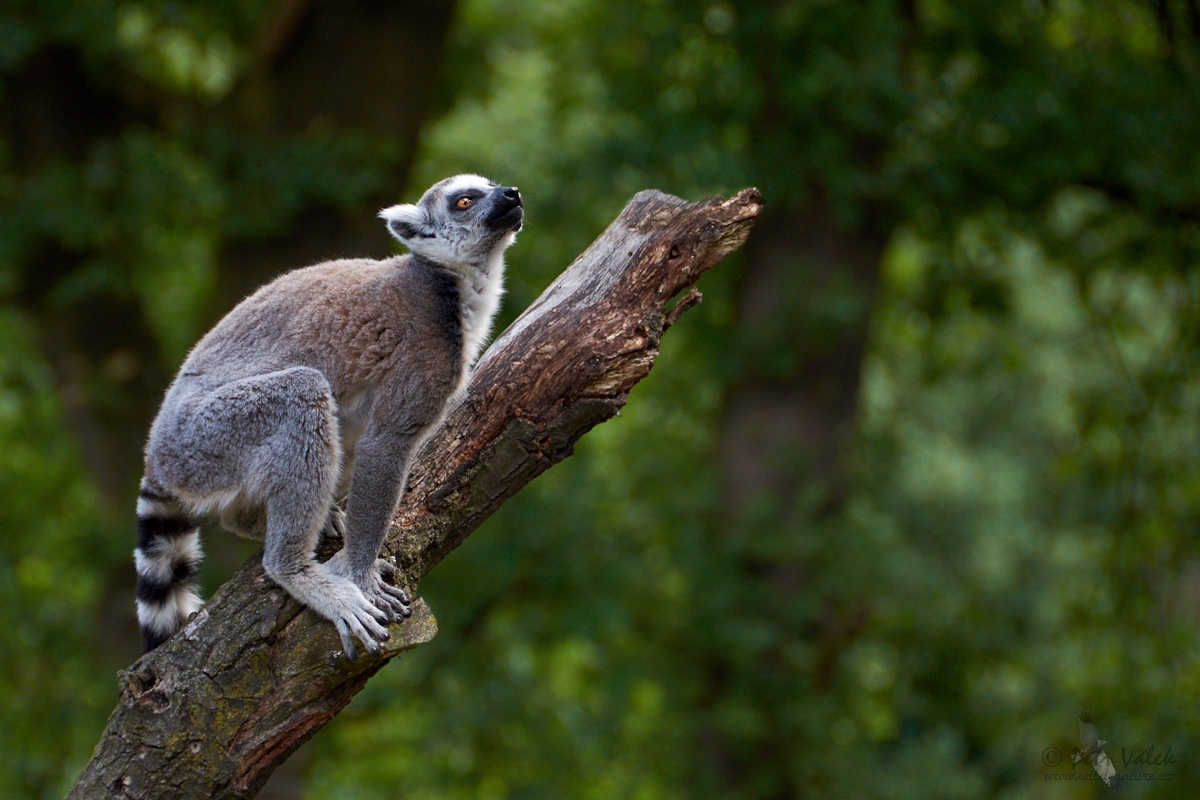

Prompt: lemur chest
[307,276,460,391]
[457,275,502,369]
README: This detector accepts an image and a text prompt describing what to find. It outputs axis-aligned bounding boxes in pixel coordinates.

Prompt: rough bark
[1,0,458,671]
[65,187,763,799]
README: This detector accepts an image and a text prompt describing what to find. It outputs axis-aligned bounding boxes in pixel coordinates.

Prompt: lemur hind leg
[243,367,392,658]
[166,367,391,657]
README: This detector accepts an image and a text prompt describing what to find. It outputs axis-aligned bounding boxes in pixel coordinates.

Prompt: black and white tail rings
[134,482,203,651]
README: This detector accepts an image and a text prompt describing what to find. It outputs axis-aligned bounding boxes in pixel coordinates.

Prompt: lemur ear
[378,203,426,243]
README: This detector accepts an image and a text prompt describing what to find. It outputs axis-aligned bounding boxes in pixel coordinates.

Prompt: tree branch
[66,187,763,799]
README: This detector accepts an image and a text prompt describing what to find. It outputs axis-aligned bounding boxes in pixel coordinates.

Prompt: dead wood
[66,186,762,799]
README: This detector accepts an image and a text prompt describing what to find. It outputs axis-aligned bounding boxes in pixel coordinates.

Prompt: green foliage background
[0,1,1198,798]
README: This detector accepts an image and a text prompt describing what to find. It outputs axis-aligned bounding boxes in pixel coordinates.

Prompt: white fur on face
[378,203,423,241]
[378,174,514,268]
[440,173,494,198]
[379,174,520,373]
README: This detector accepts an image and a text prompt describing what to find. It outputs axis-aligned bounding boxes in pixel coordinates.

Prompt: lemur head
[379,174,523,269]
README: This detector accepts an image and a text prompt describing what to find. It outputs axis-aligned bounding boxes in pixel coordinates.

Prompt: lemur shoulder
[135,174,523,658]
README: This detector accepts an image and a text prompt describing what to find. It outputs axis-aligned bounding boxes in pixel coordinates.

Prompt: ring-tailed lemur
[135,174,522,658]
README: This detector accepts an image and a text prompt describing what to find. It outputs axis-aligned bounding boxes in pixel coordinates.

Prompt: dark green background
[0,1,1196,797]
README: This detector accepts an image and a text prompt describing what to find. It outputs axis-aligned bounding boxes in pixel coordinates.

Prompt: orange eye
[456,197,472,209]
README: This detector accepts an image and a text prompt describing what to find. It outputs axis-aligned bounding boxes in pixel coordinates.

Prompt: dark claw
[336,621,358,661]
[384,584,410,603]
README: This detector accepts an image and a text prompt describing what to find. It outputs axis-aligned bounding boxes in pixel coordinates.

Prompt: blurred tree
[306,1,1200,798]
[4,0,1200,798]
[0,1,456,796]
[3,0,456,505]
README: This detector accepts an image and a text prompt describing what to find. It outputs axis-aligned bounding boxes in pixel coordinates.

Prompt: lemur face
[379,174,523,268]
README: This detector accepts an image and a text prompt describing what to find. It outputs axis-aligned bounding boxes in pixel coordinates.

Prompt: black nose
[502,187,521,204]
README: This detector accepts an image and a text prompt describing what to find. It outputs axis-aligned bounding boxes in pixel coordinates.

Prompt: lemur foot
[361,558,412,623]
[329,588,391,661]
[310,554,391,659]
[322,552,410,656]
[322,503,347,542]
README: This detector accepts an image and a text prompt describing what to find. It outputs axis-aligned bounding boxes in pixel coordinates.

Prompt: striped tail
[134,480,204,652]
